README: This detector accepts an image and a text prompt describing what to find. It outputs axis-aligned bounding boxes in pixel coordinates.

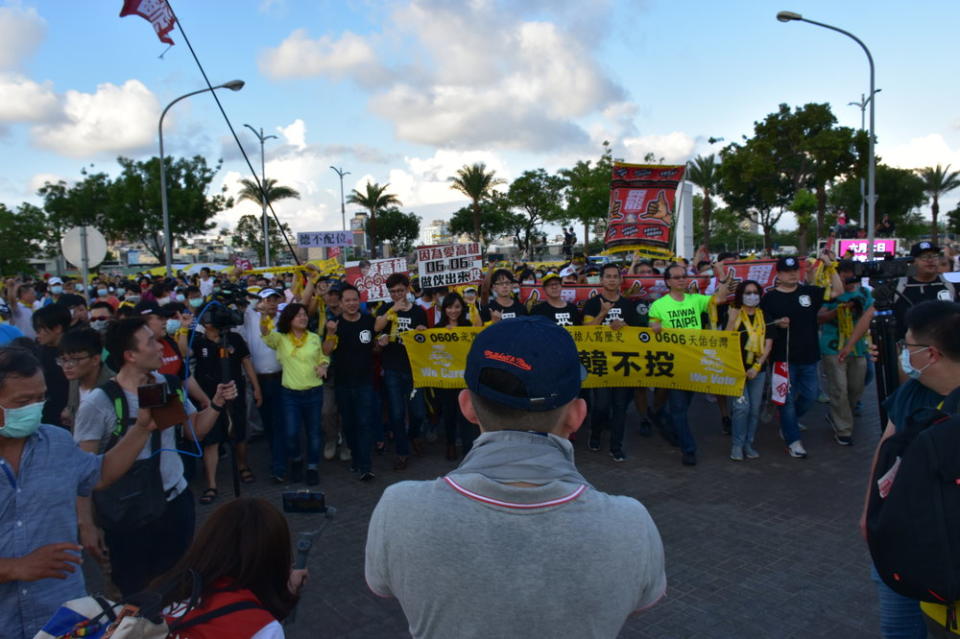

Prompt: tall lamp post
[159,80,245,277]
[849,90,881,229]
[244,124,278,268]
[777,11,876,258]
[330,166,350,231]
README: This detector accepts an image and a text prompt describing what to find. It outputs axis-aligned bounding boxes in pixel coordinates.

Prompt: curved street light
[777,11,877,258]
[159,80,245,276]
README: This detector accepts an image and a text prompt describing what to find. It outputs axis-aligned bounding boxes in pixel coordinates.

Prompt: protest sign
[405,326,745,396]
[416,243,483,288]
[297,230,353,248]
[604,163,685,255]
[836,238,898,260]
[344,257,407,302]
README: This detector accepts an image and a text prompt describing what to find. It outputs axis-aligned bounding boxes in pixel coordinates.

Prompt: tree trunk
[702,192,713,250]
[932,196,940,246]
[762,223,773,256]
[583,222,589,256]
[816,184,827,242]
[472,201,481,244]
[797,221,808,257]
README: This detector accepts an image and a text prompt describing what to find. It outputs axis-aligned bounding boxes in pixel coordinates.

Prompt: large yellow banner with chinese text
[404,326,745,396]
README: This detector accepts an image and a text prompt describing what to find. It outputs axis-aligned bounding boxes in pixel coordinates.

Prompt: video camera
[851,257,911,309]
[203,284,247,328]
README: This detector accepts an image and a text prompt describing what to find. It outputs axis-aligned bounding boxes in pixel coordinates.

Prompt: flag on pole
[119,0,176,45]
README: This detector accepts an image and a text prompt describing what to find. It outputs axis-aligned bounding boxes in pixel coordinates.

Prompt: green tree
[917,164,960,245]
[374,207,421,255]
[346,181,401,258]
[0,203,47,273]
[506,169,565,259]
[448,163,506,244]
[448,192,516,244]
[719,139,786,253]
[37,168,113,255]
[790,189,818,255]
[235,177,300,265]
[830,164,928,241]
[231,214,292,263]
[686,154,720,249]
[559,141,615,250]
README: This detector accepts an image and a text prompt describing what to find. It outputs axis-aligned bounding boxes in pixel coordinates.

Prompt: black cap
[133,300,161,316]
[58,293,86,308]
[775,256,800,271]
[910,241,940,258]
[837,260,857,273]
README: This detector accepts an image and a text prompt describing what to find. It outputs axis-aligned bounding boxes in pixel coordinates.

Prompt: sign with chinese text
[405,326,745,396]
[344,257,407,302]
[297,231,354,248]
[416,243,483,289]
[605,163,685,254]
[836,238,898,261]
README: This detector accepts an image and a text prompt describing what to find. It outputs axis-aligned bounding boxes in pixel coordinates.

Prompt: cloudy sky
[1,0,958,244]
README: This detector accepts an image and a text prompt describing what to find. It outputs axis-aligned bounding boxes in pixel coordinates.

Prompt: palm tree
[448,163,506,244]
[236,178,300,265]
[918,164,960,245]
[686,154,720,249]
[346,181,401,257]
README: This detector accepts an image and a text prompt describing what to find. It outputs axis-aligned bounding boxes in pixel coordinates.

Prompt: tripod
[870,306,899,430]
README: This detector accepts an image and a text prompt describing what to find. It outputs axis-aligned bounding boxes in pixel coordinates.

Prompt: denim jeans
[382,369,425,457]
[439,388,478,454]
[731,371,766,452]
[337,384,377,473]
[257,373,286,477]
[666,389,696,455]
[777,362,819,445]
[871,565,928,638]
[590,388,633,453]
[281,385,324,467]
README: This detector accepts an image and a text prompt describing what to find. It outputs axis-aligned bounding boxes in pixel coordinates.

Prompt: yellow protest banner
[405,326,746,396]
[242,257,344,277]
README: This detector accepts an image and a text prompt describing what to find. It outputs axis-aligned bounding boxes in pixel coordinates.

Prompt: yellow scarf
[735,308,765,365]
[708,296,719,330]
[289,331,308,351]
[260,313,276,332]
[814,260,837,300]
[837,303,854,347]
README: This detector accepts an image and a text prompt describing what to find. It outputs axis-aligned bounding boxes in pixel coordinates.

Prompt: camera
[202,285,246,328]
[137,383,168,408]
[283,490,328,514]
[851,257,911,281]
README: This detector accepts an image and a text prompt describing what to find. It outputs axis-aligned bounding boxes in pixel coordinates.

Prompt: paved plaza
[195,388,884,638]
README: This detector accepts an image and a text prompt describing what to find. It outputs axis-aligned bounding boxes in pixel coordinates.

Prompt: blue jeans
[731,371,766,452]
[439,388,478,453]
[590,388,633,453]
[337,385,377,473]
[871,566,928,638]
[281,385,324,467]
[257,373,286,477]
[666,389,696,455]
[383,369,425,457]
[777,362,819,445]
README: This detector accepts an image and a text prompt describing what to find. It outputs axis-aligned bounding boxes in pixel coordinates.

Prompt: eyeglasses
[896,339,929,350]
[56,355,92,368]
[494,281,513,286]
[916,254,940,261]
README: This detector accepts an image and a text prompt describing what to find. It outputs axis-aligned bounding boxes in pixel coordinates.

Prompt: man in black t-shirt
[760,253,842,459]
[481,269,528,322]
[582,263,641,461]
[374,273,428,470]
[531,273,581,326]
[892,241,957,339]
[323,284,378,481]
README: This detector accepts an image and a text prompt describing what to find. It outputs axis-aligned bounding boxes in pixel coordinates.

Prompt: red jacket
[166,587,277,639]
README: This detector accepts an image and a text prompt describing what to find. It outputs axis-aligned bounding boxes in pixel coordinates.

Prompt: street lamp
[159,79,244,276]
[330,166,350,232]
[244,124,278,268]
[777,10,877,258]
[849,89,881,228]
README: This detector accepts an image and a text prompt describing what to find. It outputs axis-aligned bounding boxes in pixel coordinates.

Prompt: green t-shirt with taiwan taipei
[648,293,711,330]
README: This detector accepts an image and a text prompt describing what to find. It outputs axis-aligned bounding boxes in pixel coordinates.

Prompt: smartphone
[283,490,327,514]
[137,383,168,409]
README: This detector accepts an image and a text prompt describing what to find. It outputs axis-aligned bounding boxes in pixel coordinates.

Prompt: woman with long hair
[157,498,306,637]
[436,292,481,460]
[261,303,329,485]
[724,280,774,461]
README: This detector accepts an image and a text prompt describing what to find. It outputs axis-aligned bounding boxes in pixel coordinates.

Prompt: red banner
[119,0,176,45]
[605,163,685,255]
[345,258,408,302]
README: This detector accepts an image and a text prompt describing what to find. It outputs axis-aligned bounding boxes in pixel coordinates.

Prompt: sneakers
[305,468,319,486]
[339,446,352,462]
[323,441,337,461]
[681,452,697,466]
[359,471,376,481]
[729,448,744,461]
[721,416,732,435]
[744,446,760,459]
[834,434,853,446]
[786,441,808,459]
[588,439,601,452]
[817,392,830,404]
[610,450,626,462]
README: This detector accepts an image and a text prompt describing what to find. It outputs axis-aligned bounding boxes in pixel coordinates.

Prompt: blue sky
[1,0,958,242]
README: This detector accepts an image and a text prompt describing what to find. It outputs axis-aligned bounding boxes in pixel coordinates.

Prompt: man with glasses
[58,328,113,430]
[482,269,527,322]
[893,241,956,339]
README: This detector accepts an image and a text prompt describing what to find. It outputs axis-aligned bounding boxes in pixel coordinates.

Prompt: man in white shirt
[198,267,215,299]
[242,288,285,481]
[4,279,38,339]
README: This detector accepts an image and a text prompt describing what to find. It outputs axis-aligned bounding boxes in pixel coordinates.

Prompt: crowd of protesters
[4,237,960,638]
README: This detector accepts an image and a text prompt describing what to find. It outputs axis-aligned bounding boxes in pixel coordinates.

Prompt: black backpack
[92,375,185,532]
[867,386,960,617]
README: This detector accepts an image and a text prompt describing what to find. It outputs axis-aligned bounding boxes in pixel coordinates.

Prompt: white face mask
[742,293,761,307]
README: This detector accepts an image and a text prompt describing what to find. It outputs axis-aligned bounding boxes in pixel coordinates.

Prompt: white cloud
[881,134,960,172]
[0,5,45,70]
[31,80,160,157]
[277,118,306,150]
[258,29,381,81]
[622,132,698,165]
[0,73,59,122]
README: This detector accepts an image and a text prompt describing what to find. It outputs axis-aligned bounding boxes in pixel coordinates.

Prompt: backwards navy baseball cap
[465,315,586,412]
[910,241,940,258]
[775,256,800,271]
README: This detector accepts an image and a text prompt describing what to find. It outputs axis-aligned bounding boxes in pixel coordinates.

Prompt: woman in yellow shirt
[261,303,329,486]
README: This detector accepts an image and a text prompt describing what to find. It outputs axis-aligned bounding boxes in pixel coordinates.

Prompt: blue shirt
[0,425,101,639]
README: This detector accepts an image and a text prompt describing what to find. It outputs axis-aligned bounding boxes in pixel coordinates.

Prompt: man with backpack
[73,317,237,596]
[863,300,960,637]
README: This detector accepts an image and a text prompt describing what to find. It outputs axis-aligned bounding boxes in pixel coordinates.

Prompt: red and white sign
[836,238,898,261]
[119,0,176,45]
[416,243,483,289]
[234,258,253,272]
[345,257,407,302]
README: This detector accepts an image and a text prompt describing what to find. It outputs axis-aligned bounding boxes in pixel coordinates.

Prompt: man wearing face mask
[860,300,960,638]
[94,281,119,309]
[43,277,65,307]
[88,302,114,335]
[0,346,177,639]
